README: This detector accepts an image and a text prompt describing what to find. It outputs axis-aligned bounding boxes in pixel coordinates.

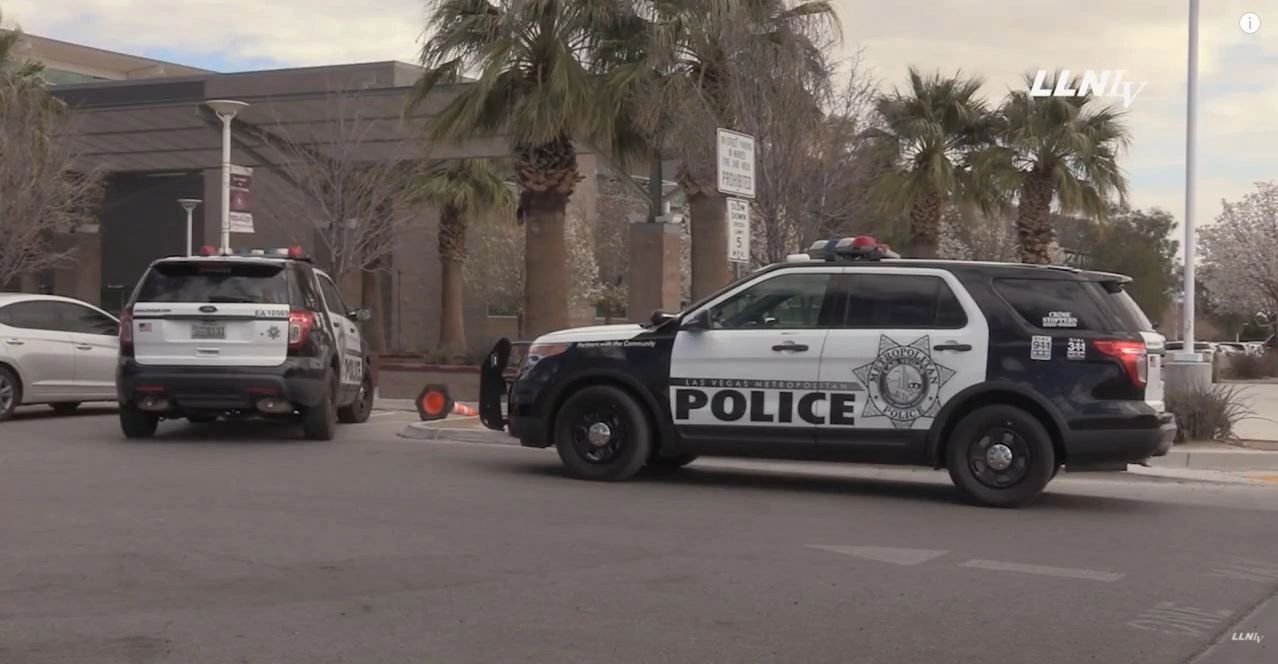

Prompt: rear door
[52,301,120,400]
[129,259,293,367]
[314,271,364,393]
[0,300,78,400]
[817,268,989,454]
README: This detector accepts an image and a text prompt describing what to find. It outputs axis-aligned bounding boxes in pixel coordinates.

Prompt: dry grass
[1166,383,1256,442]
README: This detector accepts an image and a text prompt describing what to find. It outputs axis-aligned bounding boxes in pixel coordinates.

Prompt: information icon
[1240,12,1261,34]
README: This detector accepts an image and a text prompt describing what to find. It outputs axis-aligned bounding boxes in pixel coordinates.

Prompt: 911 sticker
[1030,336,1052,361]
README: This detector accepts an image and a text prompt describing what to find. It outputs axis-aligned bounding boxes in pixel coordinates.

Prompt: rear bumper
[117,358,327,412]
[1064,412,1177,464]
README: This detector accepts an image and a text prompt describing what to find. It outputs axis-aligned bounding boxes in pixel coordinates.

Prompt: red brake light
[288,310,315,349]
[1094,339,1147,386]
[119,307,134,352]
[850,235,877,248]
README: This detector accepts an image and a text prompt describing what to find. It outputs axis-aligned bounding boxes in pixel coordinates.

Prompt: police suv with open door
[478,236,1175,508]
[117,246,375,440]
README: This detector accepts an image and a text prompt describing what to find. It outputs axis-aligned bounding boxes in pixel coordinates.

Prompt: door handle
[934,343,973,352]
[4,339,23,346]
[75,345,93,351]
[772,342,810,352]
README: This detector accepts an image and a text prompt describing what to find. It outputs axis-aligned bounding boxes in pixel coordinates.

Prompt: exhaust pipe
[138,396,171,412]
[256,397,294,415]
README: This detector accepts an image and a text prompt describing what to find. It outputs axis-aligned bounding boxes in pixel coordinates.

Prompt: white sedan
[0,293,120,421]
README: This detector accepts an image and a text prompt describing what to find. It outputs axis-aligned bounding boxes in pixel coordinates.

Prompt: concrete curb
[1124,465,1273,486]
[1150,448,1278,471]
[397,422,514,446]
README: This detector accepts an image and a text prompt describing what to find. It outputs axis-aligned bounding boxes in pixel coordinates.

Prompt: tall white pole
[220,113,232,253]
[1183,0,1199,353]
[186,207,193,256]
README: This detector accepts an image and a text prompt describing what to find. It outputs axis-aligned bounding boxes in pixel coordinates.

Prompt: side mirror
[650,310,677,327]
[680,309,711,332]
[349,308,373,323]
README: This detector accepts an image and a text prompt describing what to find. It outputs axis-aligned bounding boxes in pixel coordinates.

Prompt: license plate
[191,322,226,340]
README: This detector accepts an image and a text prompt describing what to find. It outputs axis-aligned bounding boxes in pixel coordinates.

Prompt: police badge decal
[853,335,955,429]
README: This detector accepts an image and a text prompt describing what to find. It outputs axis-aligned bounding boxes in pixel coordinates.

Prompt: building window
[42,68,110,86]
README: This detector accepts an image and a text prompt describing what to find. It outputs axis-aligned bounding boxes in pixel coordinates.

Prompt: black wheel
[119,403,159,439]
[187,415,217,425]
[51,402,82,415]
[553,385,652,482]
[338,369,374,424]
[302,369,338,441]
[0,366,20,422]
[946,405,1055,508]
[647,454,698,472]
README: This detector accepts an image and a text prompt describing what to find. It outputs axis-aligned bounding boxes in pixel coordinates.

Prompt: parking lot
[2,408,1277,664]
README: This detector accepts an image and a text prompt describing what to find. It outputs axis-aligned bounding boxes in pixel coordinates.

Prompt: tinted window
[317,275,346,314]
[135,261,290,305]
[1099,284,1155,332]
[841,274,968,329]
[710,273,831,329]
[54,303,118,335]
[993,278,1107,331]
[0,301,63,331]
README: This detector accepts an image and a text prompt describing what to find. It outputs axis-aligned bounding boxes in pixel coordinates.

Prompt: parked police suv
[479,236,1176,508]
[117,246,374,440]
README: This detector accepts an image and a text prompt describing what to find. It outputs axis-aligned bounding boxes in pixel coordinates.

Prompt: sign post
[228,165,254,234]
[717,128,756,268]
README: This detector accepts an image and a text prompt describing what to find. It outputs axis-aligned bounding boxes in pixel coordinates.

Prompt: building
[14,33,210,85]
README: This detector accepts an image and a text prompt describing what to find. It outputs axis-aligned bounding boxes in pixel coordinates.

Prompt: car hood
[536,324,647,344]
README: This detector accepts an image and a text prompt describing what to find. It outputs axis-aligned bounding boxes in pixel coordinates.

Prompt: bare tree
[0,81,102,289]
[1200,181,1278,318]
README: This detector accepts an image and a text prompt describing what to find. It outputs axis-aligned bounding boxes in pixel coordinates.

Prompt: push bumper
[1064,412,1177,465]
[117,359,327,413]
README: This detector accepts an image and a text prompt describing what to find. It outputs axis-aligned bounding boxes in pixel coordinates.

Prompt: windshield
[134,261,291,305]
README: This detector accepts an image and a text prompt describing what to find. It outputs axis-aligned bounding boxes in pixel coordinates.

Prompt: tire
[302,369,338,441]
[0,365,21,422]
[119,404,159,439]
[553,385,652,482]
[945,405,1056,508]
[51,402,82,415]
[337,369,374,424]
[647,454,698,472]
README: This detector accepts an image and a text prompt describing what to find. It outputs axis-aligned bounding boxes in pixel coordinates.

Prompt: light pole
[177,198,201,257]
[205,99,249,254]
[1182,0,1199,355]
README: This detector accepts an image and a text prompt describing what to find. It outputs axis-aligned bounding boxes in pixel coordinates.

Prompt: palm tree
[862,67,993,259]
[603,0,839,299]
[987,72,1131,264]
[0,15,44,86]
[415,159,515,354]
[408,0,628,336]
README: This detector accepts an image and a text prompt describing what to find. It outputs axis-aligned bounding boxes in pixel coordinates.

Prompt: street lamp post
[177,198,202,257]
[205,100,249,254]
[1183,0,1199,354]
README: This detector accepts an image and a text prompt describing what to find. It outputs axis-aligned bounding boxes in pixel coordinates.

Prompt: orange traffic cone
[452,402,478,417]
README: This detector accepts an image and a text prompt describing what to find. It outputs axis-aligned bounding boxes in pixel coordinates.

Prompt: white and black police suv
[116,246,374,440]
[479,236,1176,507]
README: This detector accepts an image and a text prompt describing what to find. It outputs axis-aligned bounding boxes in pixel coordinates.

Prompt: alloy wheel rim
[0,375,13,413]
[967,427,1031,489]
[571,406,626,464]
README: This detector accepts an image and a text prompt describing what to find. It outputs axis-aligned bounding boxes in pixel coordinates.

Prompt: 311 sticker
[1067,338,1086,360]
[1031,336,1052,361]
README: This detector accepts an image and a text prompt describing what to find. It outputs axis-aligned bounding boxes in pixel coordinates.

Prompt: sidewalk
[1147,442,1278,471]
[1223,381,1278,442]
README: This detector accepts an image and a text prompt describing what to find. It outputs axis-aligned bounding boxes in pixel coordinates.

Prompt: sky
[4,0,1276,245]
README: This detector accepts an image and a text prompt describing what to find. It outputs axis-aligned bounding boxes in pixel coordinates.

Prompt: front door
[670,270,840,450]
[817,269,989,459]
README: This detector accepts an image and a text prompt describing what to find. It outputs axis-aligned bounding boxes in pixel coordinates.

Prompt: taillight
[119,307,134,353]
[288,310,315,350]
[1094,339,1147,386]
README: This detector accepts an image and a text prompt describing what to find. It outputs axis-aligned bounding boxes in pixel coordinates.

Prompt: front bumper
[117,358,327,413]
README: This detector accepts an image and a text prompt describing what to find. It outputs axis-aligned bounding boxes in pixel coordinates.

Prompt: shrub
[1166,383,1255,442]
[1226,353,1269,380]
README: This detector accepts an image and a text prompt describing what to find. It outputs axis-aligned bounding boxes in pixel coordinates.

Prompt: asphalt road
[2,408,1277,664]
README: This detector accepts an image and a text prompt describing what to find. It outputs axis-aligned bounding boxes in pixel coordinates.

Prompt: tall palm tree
[408,0,626,336]
[987,71,1131,264]
[415,159,515,353]
[603,0,839,299]
[862,67,992,259]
